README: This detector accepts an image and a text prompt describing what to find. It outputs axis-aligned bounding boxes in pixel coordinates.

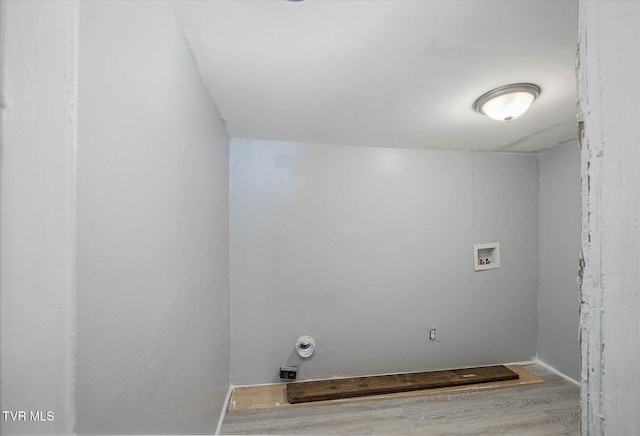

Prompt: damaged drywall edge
[576,4,592,434]
[63,0,80,433]
[171,2,230,138]
[577,1,640,434]
[577,1,606,433]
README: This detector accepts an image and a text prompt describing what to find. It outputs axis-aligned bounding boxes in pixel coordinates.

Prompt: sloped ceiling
[176,0,578,152]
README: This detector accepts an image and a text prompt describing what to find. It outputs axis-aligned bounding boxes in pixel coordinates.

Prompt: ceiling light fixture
[473,83,541,123]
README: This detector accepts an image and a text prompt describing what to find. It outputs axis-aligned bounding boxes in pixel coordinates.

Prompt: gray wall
[76,2,229,434]
[537,142,580,380]
[0,2,77,434]
[230,138,538,385]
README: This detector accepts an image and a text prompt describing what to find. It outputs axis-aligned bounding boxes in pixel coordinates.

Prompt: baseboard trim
[535,359,580,386]
[504,359,538,367]
[215,384,234,435]
[231,360,541,388]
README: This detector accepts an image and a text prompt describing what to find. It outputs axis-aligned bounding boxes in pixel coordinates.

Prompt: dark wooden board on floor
[286,365,519,404]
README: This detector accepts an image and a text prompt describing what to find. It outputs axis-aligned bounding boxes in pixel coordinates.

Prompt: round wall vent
[295,335,316,358]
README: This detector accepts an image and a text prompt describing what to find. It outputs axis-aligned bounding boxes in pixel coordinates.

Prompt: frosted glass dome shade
[473,84,540,122]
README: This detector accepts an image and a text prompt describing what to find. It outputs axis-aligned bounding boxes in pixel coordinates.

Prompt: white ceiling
[176,0,578,152]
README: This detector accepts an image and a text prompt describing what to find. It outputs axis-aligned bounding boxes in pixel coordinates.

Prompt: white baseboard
[215,384,234,435]
[231,360,541,389]
[535,359,580,386]
[503,359,538,367]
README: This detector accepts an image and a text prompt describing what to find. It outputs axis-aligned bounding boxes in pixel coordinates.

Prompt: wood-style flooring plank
[286,365,518,404]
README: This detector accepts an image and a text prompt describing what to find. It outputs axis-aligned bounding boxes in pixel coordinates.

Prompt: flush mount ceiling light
[473,83,541,122]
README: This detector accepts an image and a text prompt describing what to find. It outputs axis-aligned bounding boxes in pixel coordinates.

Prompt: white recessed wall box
[473,242,501,271]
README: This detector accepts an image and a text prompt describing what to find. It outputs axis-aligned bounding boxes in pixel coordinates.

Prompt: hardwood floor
[221,364,579,435]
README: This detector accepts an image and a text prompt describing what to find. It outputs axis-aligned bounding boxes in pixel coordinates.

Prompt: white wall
[537,142,580,380]
[230,138,538,385]
[75,2,229,434]
[579,1,640,434]
[0,2,77,435]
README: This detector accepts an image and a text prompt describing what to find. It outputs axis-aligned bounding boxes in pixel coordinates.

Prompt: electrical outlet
[429,328,437,341]
[279,365,297,379]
